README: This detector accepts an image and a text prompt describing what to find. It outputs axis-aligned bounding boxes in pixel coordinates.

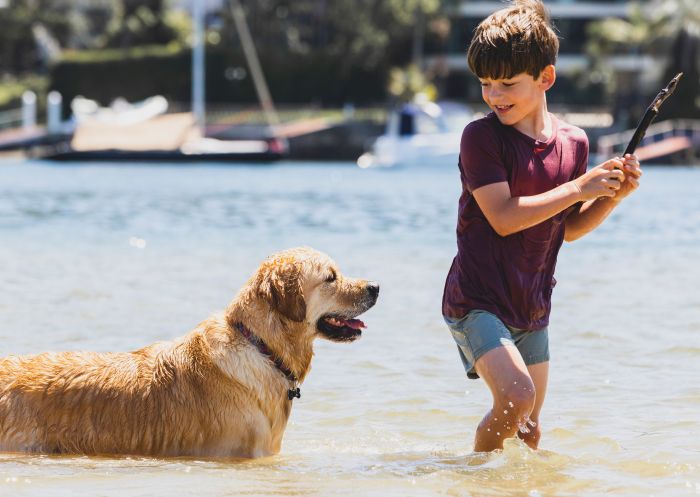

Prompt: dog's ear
[257,260,307,322]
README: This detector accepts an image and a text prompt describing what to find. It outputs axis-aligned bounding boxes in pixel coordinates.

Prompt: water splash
[518,419,537,435]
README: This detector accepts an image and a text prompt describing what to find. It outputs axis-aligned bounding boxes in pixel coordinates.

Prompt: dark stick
[623,72,683,156]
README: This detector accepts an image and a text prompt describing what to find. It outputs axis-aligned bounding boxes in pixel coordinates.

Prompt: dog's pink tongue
[344,319,366,330]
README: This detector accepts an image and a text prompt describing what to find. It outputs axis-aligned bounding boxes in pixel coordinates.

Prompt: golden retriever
[0,247,378,458]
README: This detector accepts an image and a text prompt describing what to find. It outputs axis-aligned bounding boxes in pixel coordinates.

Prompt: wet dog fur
[0,247,378,458]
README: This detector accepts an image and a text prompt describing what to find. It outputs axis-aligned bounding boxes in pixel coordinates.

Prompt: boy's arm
[473,158,625,237]
[563,198,617,242]
[564,154,641,241]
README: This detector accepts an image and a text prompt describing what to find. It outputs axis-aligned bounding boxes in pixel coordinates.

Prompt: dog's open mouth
[317,315,366,342]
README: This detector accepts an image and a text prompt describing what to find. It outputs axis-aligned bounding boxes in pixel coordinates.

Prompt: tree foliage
[586,0,700,118]
[0,0,189,75]
[224,0,443,72]
[387,64,438,102]
[0,0,72,74]
[104,0,179,48]
[2,0,455,104]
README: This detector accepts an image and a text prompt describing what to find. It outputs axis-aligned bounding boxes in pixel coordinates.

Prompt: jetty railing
[0,108,23,131]
[597,119,700,160]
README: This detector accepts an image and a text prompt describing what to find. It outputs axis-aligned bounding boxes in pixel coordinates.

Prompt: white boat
[71,95,169,126]
[357,101,474,168]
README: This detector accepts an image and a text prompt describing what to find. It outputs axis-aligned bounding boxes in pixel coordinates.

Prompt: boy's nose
[486,87,503,99]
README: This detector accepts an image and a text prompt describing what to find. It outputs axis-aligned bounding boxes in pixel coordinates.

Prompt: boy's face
[478,65,555,128]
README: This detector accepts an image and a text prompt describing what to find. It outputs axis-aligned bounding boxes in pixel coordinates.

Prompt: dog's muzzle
[316,281,379,342]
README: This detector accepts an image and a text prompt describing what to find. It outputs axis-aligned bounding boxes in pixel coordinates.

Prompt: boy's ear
[540,65,556,91]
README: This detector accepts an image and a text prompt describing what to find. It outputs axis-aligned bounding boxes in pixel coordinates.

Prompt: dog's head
[252,247,379,342]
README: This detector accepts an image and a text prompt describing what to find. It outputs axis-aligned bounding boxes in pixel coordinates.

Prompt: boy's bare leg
[473,345,536,452]
[517,361,549,449]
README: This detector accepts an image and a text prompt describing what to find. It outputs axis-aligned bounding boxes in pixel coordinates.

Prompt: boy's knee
[498,379,536,418]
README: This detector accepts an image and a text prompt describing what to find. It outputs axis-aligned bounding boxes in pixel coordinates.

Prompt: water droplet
[508,401,514,408]
[496,432,501,436]
[504,410,509,414]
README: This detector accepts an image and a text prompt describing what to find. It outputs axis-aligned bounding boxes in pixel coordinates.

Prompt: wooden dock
[597,119,700,163]
[0,126,47,151]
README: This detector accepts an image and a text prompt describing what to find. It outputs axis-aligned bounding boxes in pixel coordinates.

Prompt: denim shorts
[444,310,549,379]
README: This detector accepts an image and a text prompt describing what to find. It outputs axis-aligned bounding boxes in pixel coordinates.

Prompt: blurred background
[0,0,698,164]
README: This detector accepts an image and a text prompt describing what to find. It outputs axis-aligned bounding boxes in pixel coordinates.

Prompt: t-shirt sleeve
[459,121,508,191]
[564,132,590,219]
[574,134,589,179]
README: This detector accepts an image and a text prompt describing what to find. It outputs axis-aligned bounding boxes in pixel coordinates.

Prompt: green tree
[104,0,178,48]
[0,0,72,74]
[221,0,443,73]
[587,0,700,119]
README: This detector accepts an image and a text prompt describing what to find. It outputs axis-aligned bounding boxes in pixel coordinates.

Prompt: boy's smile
[478,65,556,140]
[493,104,514,114]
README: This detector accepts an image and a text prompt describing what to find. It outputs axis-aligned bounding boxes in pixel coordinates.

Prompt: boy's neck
[512,101,552,142]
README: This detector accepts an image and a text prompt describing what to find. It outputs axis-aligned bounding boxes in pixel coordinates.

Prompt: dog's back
[0,320,279,457]
[1,342,193,454]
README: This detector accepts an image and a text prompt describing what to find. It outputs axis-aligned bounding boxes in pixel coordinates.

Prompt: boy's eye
[479,81,516,87]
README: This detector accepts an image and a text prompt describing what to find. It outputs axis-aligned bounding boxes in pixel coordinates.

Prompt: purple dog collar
[234,322,301,400]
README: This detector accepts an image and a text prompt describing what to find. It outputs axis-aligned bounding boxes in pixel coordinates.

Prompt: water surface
[0,160,699,496]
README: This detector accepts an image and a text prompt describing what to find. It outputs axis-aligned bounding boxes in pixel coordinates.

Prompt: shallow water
[0,160,699,497]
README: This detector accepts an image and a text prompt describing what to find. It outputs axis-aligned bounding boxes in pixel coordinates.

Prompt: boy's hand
[611,154,642,203]
[572,159,626,201]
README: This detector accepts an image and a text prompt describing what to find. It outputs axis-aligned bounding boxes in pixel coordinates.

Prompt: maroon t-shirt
[442,112,589,330]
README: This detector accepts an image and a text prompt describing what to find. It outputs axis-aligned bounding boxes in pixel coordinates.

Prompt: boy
[442,0,641,452]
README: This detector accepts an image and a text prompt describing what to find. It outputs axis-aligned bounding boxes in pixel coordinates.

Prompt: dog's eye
[325,271,337,283]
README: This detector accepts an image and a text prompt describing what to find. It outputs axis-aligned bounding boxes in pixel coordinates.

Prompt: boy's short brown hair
[467,0,559,80]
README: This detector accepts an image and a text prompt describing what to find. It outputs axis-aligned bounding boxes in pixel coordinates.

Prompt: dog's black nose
[366,282,380,300]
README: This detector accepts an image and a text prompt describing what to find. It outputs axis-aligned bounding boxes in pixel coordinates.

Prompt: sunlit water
[0,160,699,497]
